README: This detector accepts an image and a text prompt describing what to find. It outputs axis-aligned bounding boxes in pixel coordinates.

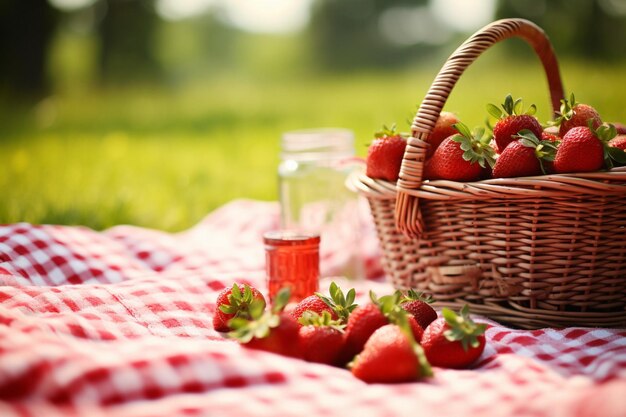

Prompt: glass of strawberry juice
[263,230,320,303]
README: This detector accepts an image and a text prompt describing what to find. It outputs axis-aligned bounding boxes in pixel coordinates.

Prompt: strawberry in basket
[553,123,626,173]
[612,122,626,135]
[609,135,626,151]
[487,94,543,153]
[365,125,408,182]
[423,122,495,181]
[425,111,460,158]
[555,94,602,137]
[492,130,558,178]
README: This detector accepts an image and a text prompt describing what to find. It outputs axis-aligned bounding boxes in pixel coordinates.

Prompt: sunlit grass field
[2,56,625,232]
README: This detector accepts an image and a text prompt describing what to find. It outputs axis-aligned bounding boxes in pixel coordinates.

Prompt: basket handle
[395,18,565,237]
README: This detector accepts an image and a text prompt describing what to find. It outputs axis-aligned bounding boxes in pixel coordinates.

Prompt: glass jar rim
[281,128,354,153]
[263,230,321,246]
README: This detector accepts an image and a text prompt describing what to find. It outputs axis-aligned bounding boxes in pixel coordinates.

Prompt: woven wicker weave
[349,18,626,329]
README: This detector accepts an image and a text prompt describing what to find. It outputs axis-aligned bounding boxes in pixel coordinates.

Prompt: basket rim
[348,166,626,200]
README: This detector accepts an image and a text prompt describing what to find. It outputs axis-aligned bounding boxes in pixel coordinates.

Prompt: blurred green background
[1,0,625,231]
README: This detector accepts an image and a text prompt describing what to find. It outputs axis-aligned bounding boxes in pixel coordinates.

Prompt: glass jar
[263,231,320,303]
[278,128,363,280]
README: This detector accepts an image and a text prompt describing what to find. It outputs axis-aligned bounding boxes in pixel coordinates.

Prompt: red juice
[263,231,320,303]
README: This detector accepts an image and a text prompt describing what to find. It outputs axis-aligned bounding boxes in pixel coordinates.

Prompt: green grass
[2,57,625,231]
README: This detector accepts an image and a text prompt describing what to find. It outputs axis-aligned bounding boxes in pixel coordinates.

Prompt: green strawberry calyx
[227,287,290,343]
[515,130,559,175]
[451,122,496,168]
[592,122,626,168]
[219,283,267,320]
[400,288,434,304]
[441,305,487,352]
[298,310,345,332]
[552,93,603,129]
[371,290,434,378]
[487,94,537,119]
[553,93,579,125]
[374,123,409,140]
[315,281,358,323]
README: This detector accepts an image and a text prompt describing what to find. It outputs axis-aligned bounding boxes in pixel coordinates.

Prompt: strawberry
[556,94,602,137]
[487,94,543,153]
[609,135,626,151]
[291,282,357,325]
[291,295,338,322]
[492,131,558,178]
[612,122,626,135]
[553,123,621,173]
[407,315,424,343]
[399,289,437,331]
[314,281,358,324]
[213,283,266,332]
[607,133,626,167]
[350,323,432,383]
[365,125,408,182]
[424,123,495,182]
[342,290,430,362]
[298,311,345,365]
[421,305,487,369]
[541,131,561,143]
[342,301,388,361]
[229,288,300,358]
[426,111,460,158]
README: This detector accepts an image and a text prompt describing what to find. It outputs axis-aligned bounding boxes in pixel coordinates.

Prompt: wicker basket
[349,18,626,329]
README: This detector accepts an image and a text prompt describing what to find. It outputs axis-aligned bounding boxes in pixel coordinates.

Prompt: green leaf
[249,298,266,319]
[486,103,502,119]
[441,308,458,326]
[519,138,537,148]
[460,304,470,317]
[266,314,280,329]
[242,284,252,300]
[608,146,626,164]
[462,149,475,162]
[316,282,358,323]
[272,287,291,313]
[513,97,523,115]
[346,288,356,307]
[527,104,537,116]
[404,289,433,304]
[596,123,618,142]
[441,305,486,352]
[231,283,241,298]
[459,140,473,152]
[219,304,238,314]
[453,122,472,139]
[502,94,514,115]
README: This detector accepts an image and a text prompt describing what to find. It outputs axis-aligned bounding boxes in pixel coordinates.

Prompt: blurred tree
[98,0,162,84]
[308,0,437,71]
[0,0,58,99]
[495,0,626,61]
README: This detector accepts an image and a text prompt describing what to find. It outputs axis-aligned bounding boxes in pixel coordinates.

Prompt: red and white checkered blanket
[1,200,625,417]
